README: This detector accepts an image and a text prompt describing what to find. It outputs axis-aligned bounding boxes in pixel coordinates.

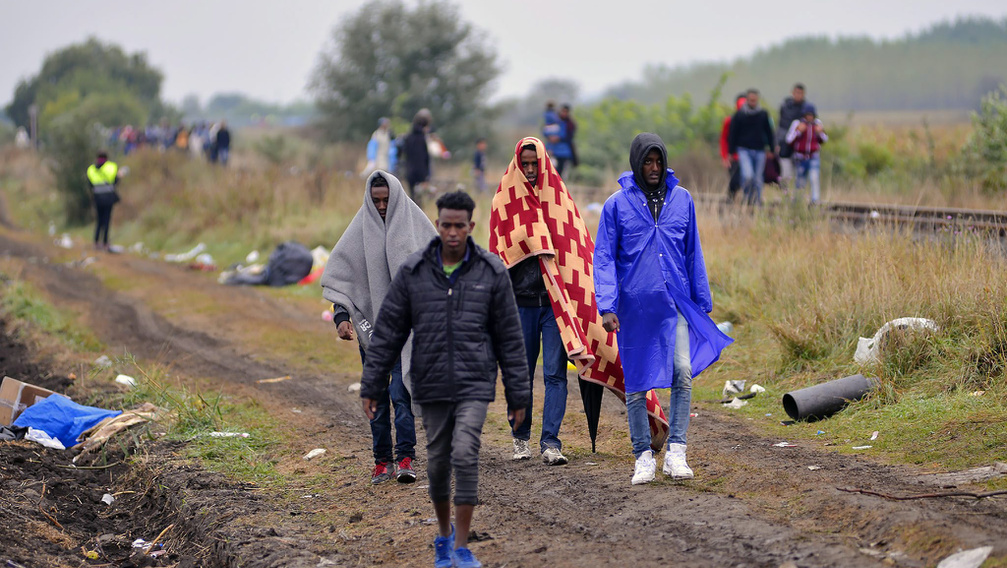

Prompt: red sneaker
[371,462,392,485]
[395,457,416,483]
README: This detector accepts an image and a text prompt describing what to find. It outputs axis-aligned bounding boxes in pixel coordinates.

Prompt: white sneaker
[512,438,532,460]
[541,447,568,466]
[663,443,694,479]
[631,450,656,485]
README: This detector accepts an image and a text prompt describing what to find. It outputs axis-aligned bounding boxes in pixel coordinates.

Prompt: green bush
[961,86,1007,193]
[45,111,105,225]
[856,141,895,176]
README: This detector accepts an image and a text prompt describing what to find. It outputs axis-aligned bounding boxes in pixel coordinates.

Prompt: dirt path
[4,227,1005,568]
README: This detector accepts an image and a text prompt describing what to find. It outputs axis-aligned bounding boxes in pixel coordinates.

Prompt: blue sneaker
[453,547,482,568]
[433,525,455,568]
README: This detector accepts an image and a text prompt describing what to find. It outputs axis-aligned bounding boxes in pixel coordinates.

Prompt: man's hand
[361,398,378,420]
[721,157,731,169]
[337,321,354,341]
[766,151,775,160]
[602,312,620,333]
[507,407,526,431]
[796,122,808,133]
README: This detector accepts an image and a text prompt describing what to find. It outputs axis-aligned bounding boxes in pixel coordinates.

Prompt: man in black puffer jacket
[361,190,529,568]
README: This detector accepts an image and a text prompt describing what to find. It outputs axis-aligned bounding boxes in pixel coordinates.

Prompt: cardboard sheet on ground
[0,376,56,425]
[13,394,121,448]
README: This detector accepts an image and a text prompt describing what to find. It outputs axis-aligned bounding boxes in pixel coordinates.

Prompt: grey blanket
[320,170,436,393]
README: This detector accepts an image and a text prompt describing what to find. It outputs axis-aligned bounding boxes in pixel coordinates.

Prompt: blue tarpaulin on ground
[13,394,121,448]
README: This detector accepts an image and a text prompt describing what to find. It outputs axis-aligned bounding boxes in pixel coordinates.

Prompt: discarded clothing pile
[222,241,314,286]
[13,393,121,449]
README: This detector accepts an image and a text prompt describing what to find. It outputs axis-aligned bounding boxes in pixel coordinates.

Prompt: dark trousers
[94,194,116,245]
[359,346,415,464]
[421,400,489,506]
[510,306,568,451]
[727,161,741,202]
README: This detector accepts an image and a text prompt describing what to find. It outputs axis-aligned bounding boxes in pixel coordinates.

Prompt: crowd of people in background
[721,82,826,205]
[109,120,232,165]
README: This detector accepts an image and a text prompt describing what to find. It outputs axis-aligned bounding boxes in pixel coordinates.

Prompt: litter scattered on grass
[304,448,326,460]
[94,355,112,367]
[55,234,73,249]
[164,243,206,263]
[25,427,65,449]
[780,420,795,426]
[782,374,878,421]
[73,403,158,463]
[722,380,746,397]
[716,321,734,334]
[852,445,873,450]
[347,382,361,393]
[854,317,939,365]
[971,390,985,397]
[208,431,249,438]
[689,413,698,418]
[114,374,137,387]
[936,546,993,568]
[807,466,822,471]
[256,375,293,384]
[870,431,879,441]
[101,493,114,505]
[773,442,797,448]
[750,384,766,394]
[723,398,747,409]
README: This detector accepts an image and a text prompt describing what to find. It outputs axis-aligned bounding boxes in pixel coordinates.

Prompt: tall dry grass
[698,201,1007,399]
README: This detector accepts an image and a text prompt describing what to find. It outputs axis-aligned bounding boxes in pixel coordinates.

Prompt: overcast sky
[2,0,1005,107]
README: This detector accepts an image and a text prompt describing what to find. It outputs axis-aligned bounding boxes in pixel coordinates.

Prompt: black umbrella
[578,377,605,453]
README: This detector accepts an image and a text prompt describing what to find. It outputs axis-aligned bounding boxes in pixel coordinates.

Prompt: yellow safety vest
[86,162,118,194]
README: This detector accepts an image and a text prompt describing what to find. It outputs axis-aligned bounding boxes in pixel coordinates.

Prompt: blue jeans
[626,308,692,458]
[359,346,415,464]
[737,148,766,206]
[510,305,568,451]
[794,154,821,204]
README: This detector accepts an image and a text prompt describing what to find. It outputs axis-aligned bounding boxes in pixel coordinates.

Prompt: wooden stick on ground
[37,483,64,531]
[145,523,175,555]
[837,487,1007,500]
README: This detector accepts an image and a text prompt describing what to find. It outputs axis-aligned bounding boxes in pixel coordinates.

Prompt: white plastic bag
[854,317,939,365]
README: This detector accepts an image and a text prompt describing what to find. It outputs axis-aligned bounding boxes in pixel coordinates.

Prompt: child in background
[785,104,828,204]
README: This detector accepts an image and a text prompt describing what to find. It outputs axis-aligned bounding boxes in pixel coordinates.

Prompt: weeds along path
[2,227,1005,567]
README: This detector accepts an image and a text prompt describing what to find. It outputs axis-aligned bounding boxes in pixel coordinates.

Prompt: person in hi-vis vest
[86,151,121,250]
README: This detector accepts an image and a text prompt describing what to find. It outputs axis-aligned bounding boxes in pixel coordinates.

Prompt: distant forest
[605,17,1007,111]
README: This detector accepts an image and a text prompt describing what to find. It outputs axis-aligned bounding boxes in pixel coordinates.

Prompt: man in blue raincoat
[594,133,732,485]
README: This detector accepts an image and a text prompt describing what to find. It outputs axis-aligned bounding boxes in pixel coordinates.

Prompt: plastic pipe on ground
[782,374,878,421]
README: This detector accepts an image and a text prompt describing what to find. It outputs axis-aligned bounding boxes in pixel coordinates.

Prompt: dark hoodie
[630,133,669,221]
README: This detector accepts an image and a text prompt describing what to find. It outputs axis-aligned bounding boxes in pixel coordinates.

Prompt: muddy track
[4,228,1005,567]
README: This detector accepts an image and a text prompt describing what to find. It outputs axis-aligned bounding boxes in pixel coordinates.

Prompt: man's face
[747,92,760,108]
[642,149,664,188]
[520,148,539,185]
[793,88,805,103]
[371,184,390,220]
[436,209,474,257]
[477,141,487,152]
[559,108,570,120]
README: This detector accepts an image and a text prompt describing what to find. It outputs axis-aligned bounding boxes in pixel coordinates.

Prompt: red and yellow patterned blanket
[489,137,669,451]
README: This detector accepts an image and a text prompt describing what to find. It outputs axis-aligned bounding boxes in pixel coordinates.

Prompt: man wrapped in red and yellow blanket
[489,136,670,454]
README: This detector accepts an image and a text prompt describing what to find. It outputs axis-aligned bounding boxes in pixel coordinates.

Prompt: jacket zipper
[446,284,455,396]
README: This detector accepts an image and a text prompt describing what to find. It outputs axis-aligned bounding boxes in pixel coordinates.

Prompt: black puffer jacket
[360,237,530,410]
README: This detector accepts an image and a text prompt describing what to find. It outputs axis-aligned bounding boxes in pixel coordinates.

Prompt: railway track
[564,185,1007,235]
